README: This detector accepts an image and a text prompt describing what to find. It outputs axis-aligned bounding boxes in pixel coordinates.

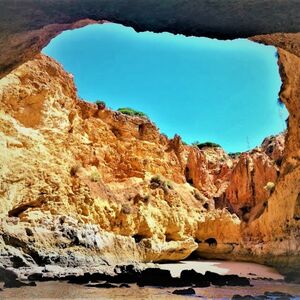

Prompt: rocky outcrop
[191,134,285,222]
[238,48,300,281]
[0,54,243,276]
[261,133,285,164]
[0,50,299,277]
[185,146,233,199]
[222,145,281,221]
[0,51,298,280]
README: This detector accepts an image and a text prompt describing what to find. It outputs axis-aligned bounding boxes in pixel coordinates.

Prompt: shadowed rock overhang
[0,0,300,78]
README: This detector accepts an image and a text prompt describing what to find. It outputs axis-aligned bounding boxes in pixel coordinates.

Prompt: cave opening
[205,238,218,248]
[42,22,288,153]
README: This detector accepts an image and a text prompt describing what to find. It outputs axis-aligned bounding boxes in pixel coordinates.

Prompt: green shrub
[95,100,106,110]
[264,182,275,194]
[150,175,164,188]
[150,175,173,193]
[132,193,150,205]
[90,171,101,182]
[192,141,221,149]
[117,107,148,118]
[228,152,242,158]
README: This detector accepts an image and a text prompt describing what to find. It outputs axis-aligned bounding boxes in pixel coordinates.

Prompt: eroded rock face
[0,0,299,284]
[223,148,280,221]
[0,51,298,280]
[0,46,299,286]
[0,55,299,275]
[0,54,242,273]
[185,147,233,199]
[240,48,300,280]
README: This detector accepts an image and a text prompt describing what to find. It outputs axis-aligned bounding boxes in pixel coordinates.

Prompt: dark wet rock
[119,283,130,288]
[28,281,37,287]
[180,269,210,287]
[111,265,140,283]
[137,268,184,287]
[12,265,253,290]
[67,272,110,284]
[86,282,118,288]
[28,270,112,283]
[232,296,267,300]
[88,272,112,283]
[232,292,295,300]
[28,273,45,281]
[0,267,18,283]
[224,274,251,286]
[264,291,293,299]
[28,267,251,289]
[67,275,90,284]
[0,267,36,288]
[172,288,196,295]
[28,272,62,282]
[205,271,250,286]
[232,296,256,300]
[10,255,29,268]
[285,271,300,284]
[4,280,36,289]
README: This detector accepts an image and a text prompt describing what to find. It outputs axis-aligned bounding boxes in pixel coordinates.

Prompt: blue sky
[43,23,288,152]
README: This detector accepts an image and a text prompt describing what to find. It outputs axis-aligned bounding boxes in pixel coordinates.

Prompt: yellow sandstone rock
[0,53,298,279]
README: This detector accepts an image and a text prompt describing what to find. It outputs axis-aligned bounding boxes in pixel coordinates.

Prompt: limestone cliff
[0,54,240,273]
[0,0,298,284]
[240,48,300,281]
[0,53,298,281]
[222,137,283,221]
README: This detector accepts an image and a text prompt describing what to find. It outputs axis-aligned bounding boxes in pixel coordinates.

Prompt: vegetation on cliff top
[95,100,106,110]
[117,107,148,118]
[228,152,242,158]
[192,141,221,149]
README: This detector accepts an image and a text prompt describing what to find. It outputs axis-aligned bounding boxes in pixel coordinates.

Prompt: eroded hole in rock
[165,234,174,242]
[205,238,217,248]
[294,193,300,221]
[132,234,145,243]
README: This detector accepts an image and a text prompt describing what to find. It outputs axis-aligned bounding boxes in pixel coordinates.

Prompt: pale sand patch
[158,260,284,280]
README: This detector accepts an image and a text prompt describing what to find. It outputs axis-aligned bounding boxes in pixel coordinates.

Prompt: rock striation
[220,136,283,221]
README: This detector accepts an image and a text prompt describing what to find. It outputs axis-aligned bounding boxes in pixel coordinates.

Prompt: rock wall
[0,53,296,280]
[0,54,242,274]
[0,0,299,281]
[223,148,280,221]
[240,48,300,280]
